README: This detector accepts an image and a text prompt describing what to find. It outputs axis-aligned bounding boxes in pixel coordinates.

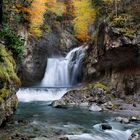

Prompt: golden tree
[73,0,96,42]
[17,0,65,37]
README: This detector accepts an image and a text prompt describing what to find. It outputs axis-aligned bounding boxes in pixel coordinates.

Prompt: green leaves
[0,24,24,58]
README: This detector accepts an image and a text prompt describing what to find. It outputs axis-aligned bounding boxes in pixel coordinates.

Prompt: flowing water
[3,47,139,140]
[41,47,86,87]
[8,93,138,140]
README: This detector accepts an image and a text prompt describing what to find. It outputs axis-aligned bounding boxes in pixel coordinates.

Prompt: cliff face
[0,44,20,126]
[95,25,140,98]
[84,0,140,97]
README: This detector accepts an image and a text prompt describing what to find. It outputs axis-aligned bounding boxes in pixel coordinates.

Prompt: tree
[17,0,65,37]
[63,0,75,20]
[73,0,96,42]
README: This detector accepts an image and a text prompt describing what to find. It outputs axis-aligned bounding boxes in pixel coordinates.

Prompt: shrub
[0,24,24,57]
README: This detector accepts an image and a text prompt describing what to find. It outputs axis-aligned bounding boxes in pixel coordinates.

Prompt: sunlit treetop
[73,0,96,42]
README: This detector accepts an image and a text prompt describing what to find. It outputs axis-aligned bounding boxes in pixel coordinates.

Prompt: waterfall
[41,47,86,87]
[17,47,86,102]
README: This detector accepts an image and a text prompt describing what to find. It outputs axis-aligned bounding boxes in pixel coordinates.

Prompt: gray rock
[51,100,67,108]
[32,137,50,140]
[101,101,114,110]
[59,136,69,140]
[115,117,129,123]
[79,102,89,108]
[130,116,140,122]
[89,103,102,112]
[129,129,140,140]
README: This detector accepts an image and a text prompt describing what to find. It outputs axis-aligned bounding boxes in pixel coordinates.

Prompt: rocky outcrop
[0,45,19,126]
[52,83,116,111]
[0,93,18,126]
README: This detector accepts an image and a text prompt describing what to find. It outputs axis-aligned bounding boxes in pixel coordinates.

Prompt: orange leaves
[28,0,48,37]
[73,0,96,42]
[16,0,96,40]
[26,0,65,37]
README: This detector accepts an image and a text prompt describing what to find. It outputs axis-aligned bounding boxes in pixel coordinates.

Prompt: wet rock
[89,103,102,112]
[51,100,67,108]
[91,83,111,104]
[101,101,114,110]
[59,136,69,140]
[101,123,112,130]
[129,129,140,140]
[129,116,140,122]
[115,117,129,123]
[32,137,50,140]
[79,102,89,108]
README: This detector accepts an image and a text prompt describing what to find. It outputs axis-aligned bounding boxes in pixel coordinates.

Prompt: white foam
[17,88,67,102]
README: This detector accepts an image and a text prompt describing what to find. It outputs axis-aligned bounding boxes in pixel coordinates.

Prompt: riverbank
[52,83,140,116]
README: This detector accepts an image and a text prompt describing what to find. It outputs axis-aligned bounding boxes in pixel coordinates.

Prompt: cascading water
[41,47,86,87]
[17,47,86,102]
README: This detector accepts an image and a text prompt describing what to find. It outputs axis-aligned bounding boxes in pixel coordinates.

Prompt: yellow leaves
[28,0,47,37]
[17,0,96,40]
[48,0,65,16]
[25,0,65,37]
[73,0,96,42]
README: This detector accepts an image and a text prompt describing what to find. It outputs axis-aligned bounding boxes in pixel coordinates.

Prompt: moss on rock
[0,44,21,86]
[0,44,21,103]
[94,82,109,92]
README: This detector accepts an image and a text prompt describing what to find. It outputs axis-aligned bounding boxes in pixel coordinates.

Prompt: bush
[0,24,24,58]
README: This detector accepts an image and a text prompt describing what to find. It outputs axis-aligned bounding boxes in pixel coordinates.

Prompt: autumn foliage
[17,0,96,40]
[18,0,65,37]
[73,0,96,42]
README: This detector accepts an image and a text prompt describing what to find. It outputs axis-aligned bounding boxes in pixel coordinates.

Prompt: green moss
[0,45,21,86]
[112,104,121,110]
[0,88,10,101]
[0,97,4,104]
[119,27,136,39]
[110,14,133,27]
[0,24,24,58]
[94,82,109,92]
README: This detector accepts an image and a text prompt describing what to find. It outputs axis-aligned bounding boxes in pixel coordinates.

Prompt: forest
[0,0,140,140]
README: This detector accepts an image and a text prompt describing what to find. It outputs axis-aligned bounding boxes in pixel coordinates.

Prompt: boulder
[51,100,67,108]
[115,117,129,123]
[101,123,112,130]
[59,136,69,140]
[89,103,102,112]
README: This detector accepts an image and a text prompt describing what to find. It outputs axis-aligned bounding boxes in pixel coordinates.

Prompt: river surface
[0,88,139,140]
